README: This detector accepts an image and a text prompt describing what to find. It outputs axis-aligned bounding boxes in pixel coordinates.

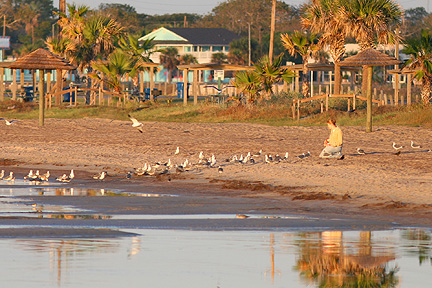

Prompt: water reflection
[0,187,175,197]
[294,231,398,287]
[1,229,432,287]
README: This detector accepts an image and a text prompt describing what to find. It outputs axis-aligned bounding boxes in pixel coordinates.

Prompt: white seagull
[392,142,403,150]
[411,141,422,149]
[93,171,106,180]
[0,118,18,125]
[204,85,234,94]
[174,147,180,155]
[0,170,4,180]
[357,148,366,155]
[4,172,15,181]
[128,114,143,133]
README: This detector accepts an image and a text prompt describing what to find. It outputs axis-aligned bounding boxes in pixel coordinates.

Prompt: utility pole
[394,28,400,105]
[60,0,66,14]
[248,22,251,66]
[269,0,276,64]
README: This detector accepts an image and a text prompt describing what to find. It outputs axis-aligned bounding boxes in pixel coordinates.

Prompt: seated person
[319,119,343,159]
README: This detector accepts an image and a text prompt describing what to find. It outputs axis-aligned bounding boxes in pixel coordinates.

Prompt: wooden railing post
[297,99,300,121]
[325,94,329,111]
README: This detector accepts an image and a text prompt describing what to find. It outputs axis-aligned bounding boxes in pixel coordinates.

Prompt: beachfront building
[139,27,240,65]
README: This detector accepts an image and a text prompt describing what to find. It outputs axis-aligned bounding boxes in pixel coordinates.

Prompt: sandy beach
[1,118,432,234]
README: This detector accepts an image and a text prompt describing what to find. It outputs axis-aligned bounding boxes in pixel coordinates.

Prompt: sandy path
[0,118,431,208]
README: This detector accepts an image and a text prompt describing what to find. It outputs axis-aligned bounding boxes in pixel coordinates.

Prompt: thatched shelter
[340,49,401,132]
[5,48,75,126]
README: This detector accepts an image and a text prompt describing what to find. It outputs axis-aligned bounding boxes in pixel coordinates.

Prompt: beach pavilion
[177,63,254,106]
[0,48,76,126]
[340,49,401,132]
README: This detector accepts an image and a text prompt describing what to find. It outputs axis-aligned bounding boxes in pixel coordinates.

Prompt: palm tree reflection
[294,231,399,287]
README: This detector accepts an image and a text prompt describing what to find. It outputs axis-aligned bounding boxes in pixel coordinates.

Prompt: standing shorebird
[128,114,143,133]
[218,166,223,174]
[357,148,366,155]
[411,141,422,149]
[174,147,180,155]
[392,142,403,150]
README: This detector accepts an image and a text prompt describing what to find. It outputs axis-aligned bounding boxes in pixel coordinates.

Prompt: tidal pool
[0,229,432,288]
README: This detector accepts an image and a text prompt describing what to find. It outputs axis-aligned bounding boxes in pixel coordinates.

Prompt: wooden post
[74,87,78,106]
[193,70,198,105]
[163,82,167,96]
[388,93,394,105]
[0,68,4,101]
[325,94,329,111]
[98,86,102,105]
[319,85,322,95]
[55,69,62,106]
[292,102,296,119]
[297,99,300,121]
[310,71,314,97]
[353,95,356,110]
[39,69,45,126]
[366,66,373,132]
[12,69,17,100]
[295,74,299,93]
[183,69,188,106]
[46,70,51,95]
[140,71,144,96]
[19,69,24,95]
[149,68,154,101]
[407,74,412,105]
[347,98,351,112]
[320,100,324,113]
[329,71,333,94]
[394,76,399,105]
[384,94,388,105]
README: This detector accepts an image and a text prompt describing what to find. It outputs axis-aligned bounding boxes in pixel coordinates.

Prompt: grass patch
[1,99,431,127]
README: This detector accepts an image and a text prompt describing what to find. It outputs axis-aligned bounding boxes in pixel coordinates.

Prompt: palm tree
[159,47,179,83]
[211,52,228,64]
[302,0,346,94]
[179,54,198,65]
[234,53,295,102]
[402,30,432,104]
[118,34,155,88]
[48,4,125,104]
[91,49,135,93]
[340,0,403,51]
[340,0,404,94]
[281,31,320,97]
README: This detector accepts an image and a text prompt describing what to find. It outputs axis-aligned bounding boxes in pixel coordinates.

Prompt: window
[192,46,198,52]
[224,46,229,52]
[184,46,191,52]
[213,46,223,52]
[201,46,210,52]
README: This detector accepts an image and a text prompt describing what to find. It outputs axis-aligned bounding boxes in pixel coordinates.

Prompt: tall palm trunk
[421,76,432,104]
[302,61,310,97]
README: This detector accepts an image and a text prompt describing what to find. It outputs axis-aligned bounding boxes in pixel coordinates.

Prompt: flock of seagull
[0,169,74,183]
[0,115,430,184]
[356,140,431,156]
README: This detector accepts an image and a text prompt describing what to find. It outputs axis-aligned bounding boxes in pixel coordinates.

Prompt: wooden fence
[292,94,384,120]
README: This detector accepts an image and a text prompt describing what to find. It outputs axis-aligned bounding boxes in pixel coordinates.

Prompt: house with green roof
[139,27,240,64]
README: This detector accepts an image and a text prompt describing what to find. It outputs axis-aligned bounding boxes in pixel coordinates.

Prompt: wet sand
[0,118,432,236]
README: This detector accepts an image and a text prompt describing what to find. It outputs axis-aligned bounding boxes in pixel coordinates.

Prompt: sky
[68,0,431,15]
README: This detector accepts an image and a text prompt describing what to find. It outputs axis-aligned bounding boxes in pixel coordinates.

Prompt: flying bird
[204,85,235,94]
[411,141,422,149]
[357,148,366,155]
[0,118,18,125]
[128,114,143,133]
[392,142,403,150]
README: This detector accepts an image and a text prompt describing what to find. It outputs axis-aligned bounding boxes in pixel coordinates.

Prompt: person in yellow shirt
[319,119,344,159]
